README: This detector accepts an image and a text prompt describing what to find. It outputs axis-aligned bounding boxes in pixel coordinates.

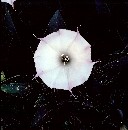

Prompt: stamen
[61,54,70,65]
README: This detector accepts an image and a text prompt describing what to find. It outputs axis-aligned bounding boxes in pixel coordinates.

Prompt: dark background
[1,0,128,129]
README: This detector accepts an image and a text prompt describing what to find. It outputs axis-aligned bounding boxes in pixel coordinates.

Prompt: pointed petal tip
[32,74,38,80]
[77,27,79,33]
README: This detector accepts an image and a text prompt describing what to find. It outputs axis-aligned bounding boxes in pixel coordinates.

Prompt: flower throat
[61,54,70,65]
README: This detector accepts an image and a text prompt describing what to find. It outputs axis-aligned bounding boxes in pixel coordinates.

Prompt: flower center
[61,54,70,65]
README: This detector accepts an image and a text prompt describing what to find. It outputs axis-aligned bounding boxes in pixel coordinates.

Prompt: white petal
[58,29,77,51]
[40,29,77,52]
[2,0,16,8]
[67,61,94,90]
[40,66,69,90]
[68,45,92,64]
[34,41,60,75]
[68,33,90,50]
[40,31,61,53]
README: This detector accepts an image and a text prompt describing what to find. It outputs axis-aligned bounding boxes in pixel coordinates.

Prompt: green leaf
[1,83,26,94]
[1,71,6,81]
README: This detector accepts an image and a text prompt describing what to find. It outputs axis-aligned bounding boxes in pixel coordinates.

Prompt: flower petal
[40,29,77,52]
[67,61,94,90]
[40,66,69,90]
[67,31,90,51]
[34,41,60,74]
[58,29,77,51]
[68,45,92,64]
[40,31,61,53]
[1,0,16,7]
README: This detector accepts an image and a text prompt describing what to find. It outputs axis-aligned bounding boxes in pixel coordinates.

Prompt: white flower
[1,0,16,8]
[34,29,95,91]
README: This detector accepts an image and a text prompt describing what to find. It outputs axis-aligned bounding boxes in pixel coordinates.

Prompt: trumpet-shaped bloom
[34,29,95,91]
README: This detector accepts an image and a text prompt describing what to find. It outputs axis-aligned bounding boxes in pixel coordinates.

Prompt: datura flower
[34,29,95,91]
